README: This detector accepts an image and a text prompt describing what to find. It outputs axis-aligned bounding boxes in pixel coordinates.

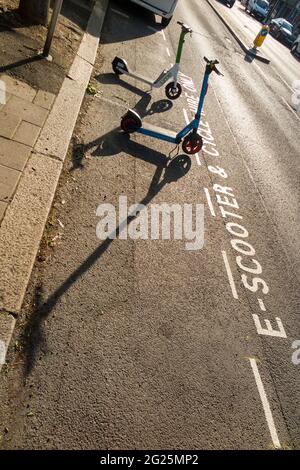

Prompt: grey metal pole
[43,0,63,58]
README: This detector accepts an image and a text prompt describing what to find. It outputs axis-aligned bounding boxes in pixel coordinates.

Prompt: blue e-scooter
[120,58,223,154]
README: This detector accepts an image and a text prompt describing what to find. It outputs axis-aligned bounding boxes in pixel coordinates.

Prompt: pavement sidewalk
[0,75,56,223]
[0,0,109,370]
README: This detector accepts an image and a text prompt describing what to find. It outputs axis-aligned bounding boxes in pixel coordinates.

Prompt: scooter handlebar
[203,57,224,76]
[177,21,192,34]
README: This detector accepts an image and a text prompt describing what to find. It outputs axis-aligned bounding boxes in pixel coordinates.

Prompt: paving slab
[3,96,49,127]
[0,92,12,110]
[0,111,21,139]
[0,164,21,202]
[35,58,93,160]
[13,121,41,147]
[33,90,56,110]
[0,75,37,102]
[0,136,31,171]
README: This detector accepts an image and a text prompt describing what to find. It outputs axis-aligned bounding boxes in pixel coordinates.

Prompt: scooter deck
[137,122,178,144]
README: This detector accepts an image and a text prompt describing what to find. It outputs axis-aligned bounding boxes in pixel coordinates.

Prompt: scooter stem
[195,58,223,120]
[175,24,192,64]
[195,72,209,121]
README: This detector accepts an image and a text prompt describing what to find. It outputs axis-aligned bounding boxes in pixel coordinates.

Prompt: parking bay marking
[204,188,216,217]
[281,96,300,122]
[258,298,266,312]
[249,358,281,449]
[221,250,239,300]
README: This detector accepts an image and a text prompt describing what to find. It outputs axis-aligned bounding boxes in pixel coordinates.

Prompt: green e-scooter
[112,21,192,100]
[120,58,223,154]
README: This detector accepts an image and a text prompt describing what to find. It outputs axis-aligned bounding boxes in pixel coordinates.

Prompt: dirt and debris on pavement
[0,0,92,94]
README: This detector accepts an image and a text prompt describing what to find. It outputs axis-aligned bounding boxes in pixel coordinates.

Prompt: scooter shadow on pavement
[71,97,173,170]
[80,123,177,169]
[96,72,153,98]
[96,72,175,111]
[21,153,191,376]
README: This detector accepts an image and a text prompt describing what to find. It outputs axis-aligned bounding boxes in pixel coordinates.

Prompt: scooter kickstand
[168,144,180,161]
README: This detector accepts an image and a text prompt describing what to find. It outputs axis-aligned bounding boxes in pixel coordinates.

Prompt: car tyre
[291,44,297,54]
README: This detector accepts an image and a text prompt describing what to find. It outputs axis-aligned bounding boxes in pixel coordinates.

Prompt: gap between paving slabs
[0,0,109,371]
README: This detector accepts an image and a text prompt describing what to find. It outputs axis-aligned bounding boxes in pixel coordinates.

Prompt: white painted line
[221,250,239,300]
[111,8,129,19]
[161,30,166,41]
[253,62,269,83]
[204,188,216,217]
[258,298,266,311]
[195,153,201,166]
[183,108,189,125]
[249,358,281,449]
[281,96,300,122]
[0,339,7,366]
[0,80,6,105]
[166,47,171,57]
[272,66,293,93]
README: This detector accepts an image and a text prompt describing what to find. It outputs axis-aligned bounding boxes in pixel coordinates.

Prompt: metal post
[43,0,63,58]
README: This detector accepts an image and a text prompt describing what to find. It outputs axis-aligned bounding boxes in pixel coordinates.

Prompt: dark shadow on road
[84,128,173,166]
[21,152,191,375]
[71,97,173,171]
[244,48,257,62]
[216,0,233,10]
[290,51,300,63]
[100,0,160,45]
[96,72,155,98]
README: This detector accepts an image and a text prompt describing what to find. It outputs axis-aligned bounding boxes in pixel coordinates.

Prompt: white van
[129,0,179,27]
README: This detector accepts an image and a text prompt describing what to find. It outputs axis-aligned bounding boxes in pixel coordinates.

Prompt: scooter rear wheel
[121,115,141,134]
[182,133,203,155]
[112,57,128,76]
[165,82,182,100]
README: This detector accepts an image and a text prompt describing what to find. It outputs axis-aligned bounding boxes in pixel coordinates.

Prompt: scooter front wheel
[182,133,203,155]
[121,114,141,134]
[165,82,182,100]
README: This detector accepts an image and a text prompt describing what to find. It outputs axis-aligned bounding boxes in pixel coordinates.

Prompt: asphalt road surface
[212,0,300,113]
[0,0,299,450]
